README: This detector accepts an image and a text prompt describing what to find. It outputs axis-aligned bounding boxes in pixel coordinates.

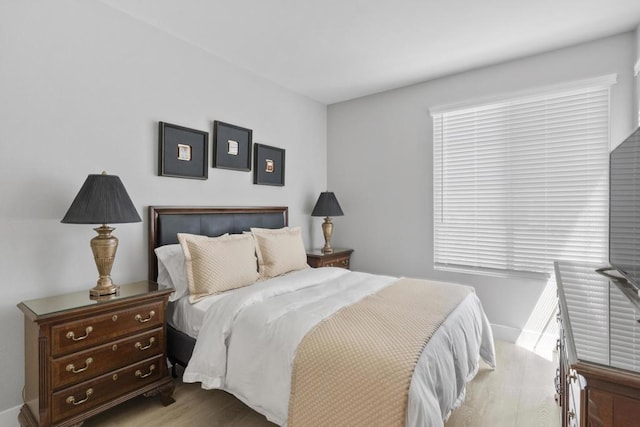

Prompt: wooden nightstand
[306,248,353,269]
[17,281,175,427]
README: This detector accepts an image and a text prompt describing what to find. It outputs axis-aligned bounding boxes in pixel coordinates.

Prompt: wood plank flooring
[445,340,560,427]
[84,340,560,427]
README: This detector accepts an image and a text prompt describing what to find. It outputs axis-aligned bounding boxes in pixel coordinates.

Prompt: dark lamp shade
[61,174,142,224]
[311,192,344,217]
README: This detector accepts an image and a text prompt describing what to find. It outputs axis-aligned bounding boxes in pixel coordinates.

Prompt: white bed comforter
[183,267,496,427]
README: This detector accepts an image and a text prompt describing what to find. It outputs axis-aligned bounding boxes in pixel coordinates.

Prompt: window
[432,76,615,278]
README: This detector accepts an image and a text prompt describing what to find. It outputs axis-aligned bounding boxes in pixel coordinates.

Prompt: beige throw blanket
[287,278,473,427]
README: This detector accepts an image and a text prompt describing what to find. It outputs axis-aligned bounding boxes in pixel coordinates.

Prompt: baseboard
[490,323,520,343]
[0,404,20,427]
[491,322,558,360]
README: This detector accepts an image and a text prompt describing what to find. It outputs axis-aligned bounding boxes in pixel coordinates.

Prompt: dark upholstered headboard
[148,206,288,281]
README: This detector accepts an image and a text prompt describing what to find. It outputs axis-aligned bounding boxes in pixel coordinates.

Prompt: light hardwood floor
[84,340,560,427]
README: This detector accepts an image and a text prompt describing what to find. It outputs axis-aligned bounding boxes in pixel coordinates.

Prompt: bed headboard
[148,206,288,281]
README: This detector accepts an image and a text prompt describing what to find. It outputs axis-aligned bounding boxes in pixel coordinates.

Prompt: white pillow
[155,244,188,302]
[251,226,308,279]
[178,233,260,302]
[157,261,172,290]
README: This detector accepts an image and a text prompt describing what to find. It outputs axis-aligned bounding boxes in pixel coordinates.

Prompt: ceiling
[100,0,640,105]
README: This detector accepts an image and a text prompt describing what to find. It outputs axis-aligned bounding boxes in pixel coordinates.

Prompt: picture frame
[213,121,252,171]
[158,122,208,180]
[254,143,285,186]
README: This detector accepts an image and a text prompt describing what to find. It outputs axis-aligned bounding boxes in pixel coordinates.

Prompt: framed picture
[213,121,252,171]
[254,143,285,186]
[159,122,208,179]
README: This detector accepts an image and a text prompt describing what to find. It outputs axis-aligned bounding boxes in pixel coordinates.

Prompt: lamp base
[90,225,120,298]
[90,284,121,298]
[321,217,334,254]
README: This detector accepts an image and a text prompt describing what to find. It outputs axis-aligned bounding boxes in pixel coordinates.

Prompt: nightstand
[17,281,175,427]
[306,248,353,269]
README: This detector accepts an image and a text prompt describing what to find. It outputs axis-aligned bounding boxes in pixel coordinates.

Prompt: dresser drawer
[51,301,164,356]
[51,355,165,424]
[567,376,580,427]
[52,328,164,390]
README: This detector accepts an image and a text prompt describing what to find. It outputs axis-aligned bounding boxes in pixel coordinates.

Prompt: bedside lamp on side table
[309,192,352,269]
[61,171,141,299]
[311,191,344,254]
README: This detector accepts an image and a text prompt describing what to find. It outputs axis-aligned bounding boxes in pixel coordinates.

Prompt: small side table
[17,281,174,427]
[306,248,353,269]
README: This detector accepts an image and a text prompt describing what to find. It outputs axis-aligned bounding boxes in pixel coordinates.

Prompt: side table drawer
[323,257,350,269]
[52,327,164,389]
[51,355,165,424]
[306,249,353,270]
[52,301,164,356]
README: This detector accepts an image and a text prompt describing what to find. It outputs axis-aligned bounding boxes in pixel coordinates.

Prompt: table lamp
[311,191,344,253]
[61,172,141,297]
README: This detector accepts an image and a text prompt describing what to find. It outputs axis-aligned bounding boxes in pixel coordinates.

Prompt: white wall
[636,25,640,125]
[0,0,327,414]
[327,33,637,340]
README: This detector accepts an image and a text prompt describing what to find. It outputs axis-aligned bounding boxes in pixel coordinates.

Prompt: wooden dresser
[555,262,640,427]
[306,248,353,269]
[17,281,175,427]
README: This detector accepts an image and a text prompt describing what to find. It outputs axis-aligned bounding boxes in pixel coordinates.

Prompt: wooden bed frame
[148,206,288,376]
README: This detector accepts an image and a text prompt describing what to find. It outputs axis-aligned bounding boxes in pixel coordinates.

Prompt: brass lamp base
[90,284,120,298]
[89,225,120,298]
[321,217,334,254]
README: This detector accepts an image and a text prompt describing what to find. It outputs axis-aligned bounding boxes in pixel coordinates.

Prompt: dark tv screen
[610,127,640,288]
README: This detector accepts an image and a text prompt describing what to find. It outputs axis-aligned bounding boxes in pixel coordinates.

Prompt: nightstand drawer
[52,328,164,389]
[306,248,353,269]
[51,355,164,424]
[322,257,350,269]
[52,301,164,357]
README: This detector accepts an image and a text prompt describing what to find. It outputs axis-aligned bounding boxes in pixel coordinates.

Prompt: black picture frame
[254,143,285,186]
[213,121,252,171]
[158,122,208,180]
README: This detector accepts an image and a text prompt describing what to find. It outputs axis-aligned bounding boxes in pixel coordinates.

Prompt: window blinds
[432,77,614,277]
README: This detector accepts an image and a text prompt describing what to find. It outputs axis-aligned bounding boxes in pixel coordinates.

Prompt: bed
[148,206,496,427]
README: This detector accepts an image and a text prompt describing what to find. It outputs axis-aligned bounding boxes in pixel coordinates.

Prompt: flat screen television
[609,126,640,291]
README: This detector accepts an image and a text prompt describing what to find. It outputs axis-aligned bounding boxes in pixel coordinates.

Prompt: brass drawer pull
[554,368,562,395]
[135,337,155,351]
[134,310,155,323]
[66,388,93,406]
[66,357,93,374]
[135,364,156,379]
[66,326,93,342]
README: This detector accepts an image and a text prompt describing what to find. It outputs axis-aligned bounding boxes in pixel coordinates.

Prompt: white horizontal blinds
[433,81,611,277]
[559,263,610,366]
